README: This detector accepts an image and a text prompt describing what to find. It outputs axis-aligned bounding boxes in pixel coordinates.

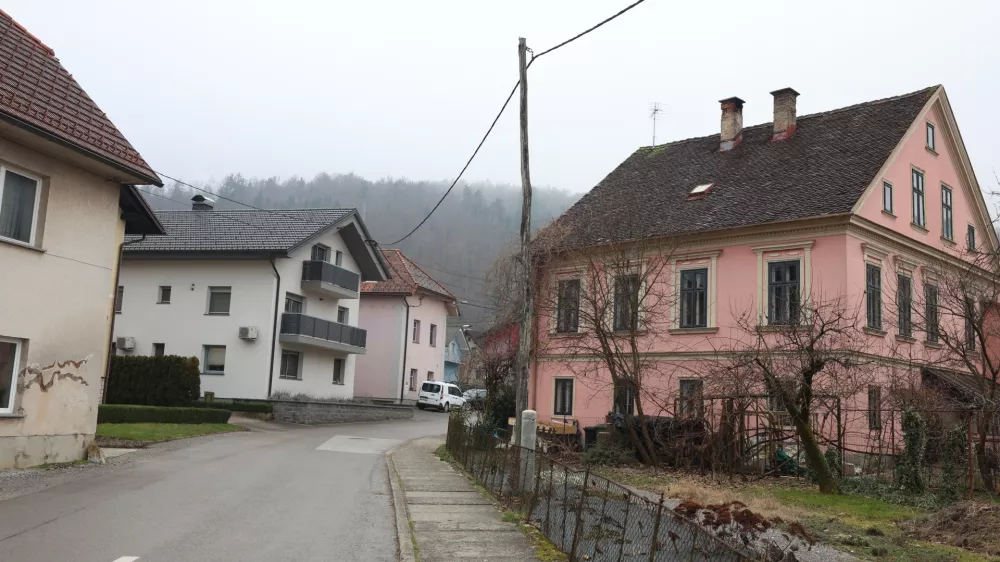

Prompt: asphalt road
[0,410,448,562]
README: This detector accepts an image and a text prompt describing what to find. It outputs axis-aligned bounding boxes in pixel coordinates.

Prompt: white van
[417,381,466,412]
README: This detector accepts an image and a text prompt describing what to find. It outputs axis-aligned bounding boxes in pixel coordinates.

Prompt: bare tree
[909,248,1000,491]
[537,232,680,465]
[710,297,885,493]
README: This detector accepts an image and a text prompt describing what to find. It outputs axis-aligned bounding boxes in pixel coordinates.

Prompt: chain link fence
[445,418,755,561]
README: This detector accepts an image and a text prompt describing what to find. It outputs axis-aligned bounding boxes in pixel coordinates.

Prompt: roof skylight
[690,183,713,195]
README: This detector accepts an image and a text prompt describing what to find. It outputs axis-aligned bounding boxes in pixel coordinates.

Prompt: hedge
[106,355,200,407]
[98,404,231,424]
[190,401,273,414]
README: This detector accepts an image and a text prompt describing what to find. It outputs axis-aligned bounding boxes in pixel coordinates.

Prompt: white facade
[115,221,369,400]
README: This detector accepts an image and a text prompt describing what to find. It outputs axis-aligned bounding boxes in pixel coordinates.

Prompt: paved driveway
[0,409,447,562]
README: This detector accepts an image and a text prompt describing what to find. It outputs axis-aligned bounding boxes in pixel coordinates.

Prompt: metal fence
[445,418,755,562]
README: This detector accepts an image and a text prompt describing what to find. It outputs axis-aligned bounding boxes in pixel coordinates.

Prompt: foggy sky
[5,0,999,198]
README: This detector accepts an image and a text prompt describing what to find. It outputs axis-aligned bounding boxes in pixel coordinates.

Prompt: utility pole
[513,36,533,448]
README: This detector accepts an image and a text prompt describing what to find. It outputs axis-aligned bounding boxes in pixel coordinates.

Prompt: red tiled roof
[0,10,159,184]
[362,249,455,300]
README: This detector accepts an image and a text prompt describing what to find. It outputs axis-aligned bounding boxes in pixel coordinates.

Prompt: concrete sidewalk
[389,436,538,561]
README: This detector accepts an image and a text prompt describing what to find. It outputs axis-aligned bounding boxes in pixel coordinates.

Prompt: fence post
[563,465,570,551]
[648,493,664,562]
[527,448,543,520]
[545,460,554,536]
[521,410,537,496]
[569,468,590,561]
[616,491,631,562]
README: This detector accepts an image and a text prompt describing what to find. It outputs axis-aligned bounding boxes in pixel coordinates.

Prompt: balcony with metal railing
[300,260,361,299]
[279,313,367,354]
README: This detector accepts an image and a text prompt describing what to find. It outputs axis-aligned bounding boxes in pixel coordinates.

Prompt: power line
[385,0,648,246]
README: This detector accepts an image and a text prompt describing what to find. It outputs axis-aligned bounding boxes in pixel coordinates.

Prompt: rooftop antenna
[649,102,664,145]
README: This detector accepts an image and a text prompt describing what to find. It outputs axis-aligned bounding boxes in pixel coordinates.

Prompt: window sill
[332,382,345,386]
[205,313,231,316]
[895,334,916,344]
[863,327,887,337]
[881,210,896,219]
[669,327,719,335]
[941,237,956,247]
[910,223,928,234]
[926,146,938,156]
[550,330,583,338]
[279,377,301,381]
[157,302,171,305]
[201,372,226,376]
[0,236,44,253]
[924,340,944,349]
[0,413,25,419]
[756,324,800,332]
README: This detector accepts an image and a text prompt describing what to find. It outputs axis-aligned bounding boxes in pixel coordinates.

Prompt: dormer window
[688,183,713,198]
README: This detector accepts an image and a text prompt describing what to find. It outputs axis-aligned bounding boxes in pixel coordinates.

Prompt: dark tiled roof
[552,87,938,247]
[123,208,352,253]
[0,10,159,184]
[362,249,454,300]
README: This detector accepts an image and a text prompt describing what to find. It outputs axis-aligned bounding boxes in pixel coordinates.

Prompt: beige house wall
[0,136,123,468]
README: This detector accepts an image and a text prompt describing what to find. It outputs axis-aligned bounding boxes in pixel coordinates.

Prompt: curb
[386,444,417,562]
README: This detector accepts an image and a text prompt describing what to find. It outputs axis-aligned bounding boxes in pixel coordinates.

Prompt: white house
[0,10,165,468]
[114,197,390,400]
[354,250,459,403]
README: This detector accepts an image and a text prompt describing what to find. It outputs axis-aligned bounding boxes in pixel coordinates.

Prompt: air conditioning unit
[239,326,259,341]
[116,336,135,351]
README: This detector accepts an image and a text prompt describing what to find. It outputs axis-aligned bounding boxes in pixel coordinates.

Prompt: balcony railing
[301,260,361,298]
[280,313,367,352]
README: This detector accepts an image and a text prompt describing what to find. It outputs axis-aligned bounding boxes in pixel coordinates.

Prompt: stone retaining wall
[271,400,413,425]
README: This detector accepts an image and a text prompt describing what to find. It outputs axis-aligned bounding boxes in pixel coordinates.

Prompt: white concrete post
[520,410,537,493]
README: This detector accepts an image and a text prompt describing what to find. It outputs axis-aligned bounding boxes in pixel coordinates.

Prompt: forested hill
[139,173,580,328]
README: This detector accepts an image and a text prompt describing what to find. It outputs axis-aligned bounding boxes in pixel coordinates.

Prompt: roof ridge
[0,9,55,56]
[638,86,939,151]
[154,207,354,213]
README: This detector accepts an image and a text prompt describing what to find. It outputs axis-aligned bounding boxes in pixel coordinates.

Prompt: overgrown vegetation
[106,355,200,407]
[98,404,231,424]
[580,439,636,467]
[940,423,969,503]
[900,408,928,494]
[190,401,273,414]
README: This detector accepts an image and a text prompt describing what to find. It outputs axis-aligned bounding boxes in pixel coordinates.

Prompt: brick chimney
[191,194,215,211]
[770,87,800,140]
[719,97,745,151]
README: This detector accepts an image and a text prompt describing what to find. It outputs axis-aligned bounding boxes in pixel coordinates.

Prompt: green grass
[96,423,243,442]
[768,488,921,526]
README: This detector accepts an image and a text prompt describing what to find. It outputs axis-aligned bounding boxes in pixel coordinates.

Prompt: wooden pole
[514,36,533,448]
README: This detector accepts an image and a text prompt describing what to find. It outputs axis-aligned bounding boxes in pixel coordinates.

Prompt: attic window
[688,183,713,198]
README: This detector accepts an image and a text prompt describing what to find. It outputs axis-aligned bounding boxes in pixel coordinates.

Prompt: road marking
[112,557,139,562]
[316,435,400,454]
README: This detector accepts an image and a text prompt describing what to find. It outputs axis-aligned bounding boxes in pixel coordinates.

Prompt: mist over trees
[139,173,580,329]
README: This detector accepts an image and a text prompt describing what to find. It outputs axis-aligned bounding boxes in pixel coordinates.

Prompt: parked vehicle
[462,388,487,410]
[417,381,466,412]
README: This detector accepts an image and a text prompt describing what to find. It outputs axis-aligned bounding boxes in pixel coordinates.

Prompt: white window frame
[413,319,421,344]
[409,368,418,391]
[332,357,345,385]
[608,263,646,332]
[553,377,575,418]
[941,184,954,241]
[752,242,813,326]
[882,180,893,215]
[926,122,936,152]
[427,370,434,381]
[279,350,301,380]
[335,250,344,267]
[429,324,437,347]
[548,266,586,335]
[670,251,720,330]
[0,166,43,247]
[157,286,172,304]
[337,306,349,324]
[285,292,305,314]
[311,244,330,262]
[207,286,232,315]
[0,336,22,414]
[911,167,926,228]
[203,345,227,375]
[115,286,124,314]
[152,343,165,356]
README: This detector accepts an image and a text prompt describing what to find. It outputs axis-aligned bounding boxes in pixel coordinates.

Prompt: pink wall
[404,297,450,401]
[857,103,985,257]
[355,297,406,400]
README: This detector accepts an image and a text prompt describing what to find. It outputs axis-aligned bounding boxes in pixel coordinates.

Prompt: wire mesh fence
[445,418,755,562]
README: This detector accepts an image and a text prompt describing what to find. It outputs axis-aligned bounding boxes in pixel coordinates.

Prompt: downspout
[103,234,145,403]
[267,257,281,398]
[398,296,411,403]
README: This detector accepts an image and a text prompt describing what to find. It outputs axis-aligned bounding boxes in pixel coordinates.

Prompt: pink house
[354,250,459,403]
[529,86,996,455]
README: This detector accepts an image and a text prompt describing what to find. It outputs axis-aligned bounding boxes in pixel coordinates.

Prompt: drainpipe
[398,297,411,404]
[267,257,281,398]
[103,234,145,403]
